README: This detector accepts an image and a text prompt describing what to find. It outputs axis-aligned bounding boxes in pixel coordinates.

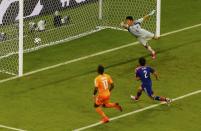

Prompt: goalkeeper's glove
[148,10,156,16]
[120,21,125,27]
[120,21,129,29]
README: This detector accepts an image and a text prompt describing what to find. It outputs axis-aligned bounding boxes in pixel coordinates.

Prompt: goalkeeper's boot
[152,52,156,59]
[101,116,109,123]
[165,98,172,106]
[131,95,139,101]
[153,36,160,40]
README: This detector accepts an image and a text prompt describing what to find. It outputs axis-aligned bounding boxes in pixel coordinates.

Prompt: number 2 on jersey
[143,70,148,78]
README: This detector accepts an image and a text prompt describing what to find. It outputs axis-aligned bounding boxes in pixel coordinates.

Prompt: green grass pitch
[0,0,201,130]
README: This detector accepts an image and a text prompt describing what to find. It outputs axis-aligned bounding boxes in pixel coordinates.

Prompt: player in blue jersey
[131,57,172,104]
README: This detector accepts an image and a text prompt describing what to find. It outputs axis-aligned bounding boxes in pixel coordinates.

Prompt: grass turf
[0,26,200,130]
[0,0,200,130]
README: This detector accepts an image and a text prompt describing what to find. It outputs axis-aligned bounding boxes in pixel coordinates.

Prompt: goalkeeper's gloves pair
[148,10,156,16]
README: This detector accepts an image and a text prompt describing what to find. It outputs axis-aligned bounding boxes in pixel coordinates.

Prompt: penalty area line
[0,23,201,84]
[73,89,201,131]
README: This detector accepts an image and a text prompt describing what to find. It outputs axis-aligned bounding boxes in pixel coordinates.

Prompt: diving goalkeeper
[120,10,158,59]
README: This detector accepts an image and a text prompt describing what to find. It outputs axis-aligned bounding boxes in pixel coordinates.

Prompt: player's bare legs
[149,35,159,59]
[150,95,172,105]
[131,87,143,101]
[95,106,109,123]
[153,35,160,40]
[94,102,122,123]
[104,103,123,112]
[131,90,172,105]
[144,45,156,59]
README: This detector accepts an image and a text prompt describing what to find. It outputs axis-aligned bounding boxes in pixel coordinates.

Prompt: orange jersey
[94,74,113,97]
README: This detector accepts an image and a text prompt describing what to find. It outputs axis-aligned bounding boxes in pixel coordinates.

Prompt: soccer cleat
[165,98,172,105]
[130,95,139,101]
[115,103,123,112]
[151,52,156,59]
[101,116,109,123]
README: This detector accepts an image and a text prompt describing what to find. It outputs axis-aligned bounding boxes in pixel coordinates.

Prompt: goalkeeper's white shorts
[137,29,154,46]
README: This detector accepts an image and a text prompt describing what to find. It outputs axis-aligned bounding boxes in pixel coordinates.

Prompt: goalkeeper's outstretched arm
[143,10,156,21]
[120,10,155,29]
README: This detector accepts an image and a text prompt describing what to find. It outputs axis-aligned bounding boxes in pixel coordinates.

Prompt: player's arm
[93,86,98,101]
[108,76,114,92]
[150,67,159,80]
[153,71,159,80]
[93,87,98,96]
[136,76,141,81]
[109,83,114,92]
[135,68,141,81]
[93,78,98,100]
[142,10,156,21]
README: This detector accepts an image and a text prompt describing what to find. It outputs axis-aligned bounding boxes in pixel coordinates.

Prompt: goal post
[156,0,161,37]
[0,0,161,77]
[98,0,103,20]
[19,0,24,76]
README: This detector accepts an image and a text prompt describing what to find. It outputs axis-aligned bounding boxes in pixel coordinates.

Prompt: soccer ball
[34,37,41,45]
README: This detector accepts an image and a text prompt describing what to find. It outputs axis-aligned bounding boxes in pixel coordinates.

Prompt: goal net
[102,0,159,34]
[0,0,160,76]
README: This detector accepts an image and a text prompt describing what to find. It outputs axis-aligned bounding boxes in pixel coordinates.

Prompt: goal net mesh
[0,0,157,76]
[102,0,156,32]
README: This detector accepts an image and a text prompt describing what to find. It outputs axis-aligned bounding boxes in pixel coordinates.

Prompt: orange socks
[105,103,121,111]
[95,107,106,118]
[105,103,116,108]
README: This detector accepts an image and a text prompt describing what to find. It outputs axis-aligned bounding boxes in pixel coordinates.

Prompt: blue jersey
[135,66,154,86]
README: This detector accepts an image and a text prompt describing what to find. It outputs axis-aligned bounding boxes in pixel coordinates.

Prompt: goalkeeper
[121,10,158,59]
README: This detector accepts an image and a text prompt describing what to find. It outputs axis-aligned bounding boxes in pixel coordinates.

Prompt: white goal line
[0,23,201,84]
[73,89,201,131]
[0,124,27,131]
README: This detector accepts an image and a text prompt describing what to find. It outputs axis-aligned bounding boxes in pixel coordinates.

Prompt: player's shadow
[11,40,198,95]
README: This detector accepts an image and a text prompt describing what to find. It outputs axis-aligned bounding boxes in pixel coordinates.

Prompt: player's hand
[93,95,96,101]
[120,21,125,27]
[148,10,156,16]
[155,75,159,80]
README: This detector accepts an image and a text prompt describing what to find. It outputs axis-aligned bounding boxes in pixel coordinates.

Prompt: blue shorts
[142,84,153,97]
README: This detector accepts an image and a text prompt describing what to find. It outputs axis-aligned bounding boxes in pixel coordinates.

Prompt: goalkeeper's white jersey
[128,18,150,38]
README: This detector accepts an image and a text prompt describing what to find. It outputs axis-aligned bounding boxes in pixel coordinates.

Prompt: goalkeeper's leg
[146,44,156,59]
[138,37,156,59]
[153,35,160,40]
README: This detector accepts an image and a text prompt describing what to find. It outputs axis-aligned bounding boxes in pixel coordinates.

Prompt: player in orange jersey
[93,65,122,123]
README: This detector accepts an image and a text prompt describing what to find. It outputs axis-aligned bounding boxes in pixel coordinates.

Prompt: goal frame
[17,0,161,76]
[156,0,161,37]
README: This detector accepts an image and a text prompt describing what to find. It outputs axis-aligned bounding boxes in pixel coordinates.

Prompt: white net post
[98,0,103,20]
[18,0,24,76]
[156,0,161,37]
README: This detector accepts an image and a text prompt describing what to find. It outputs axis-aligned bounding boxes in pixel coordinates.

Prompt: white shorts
[137,29,154,46]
